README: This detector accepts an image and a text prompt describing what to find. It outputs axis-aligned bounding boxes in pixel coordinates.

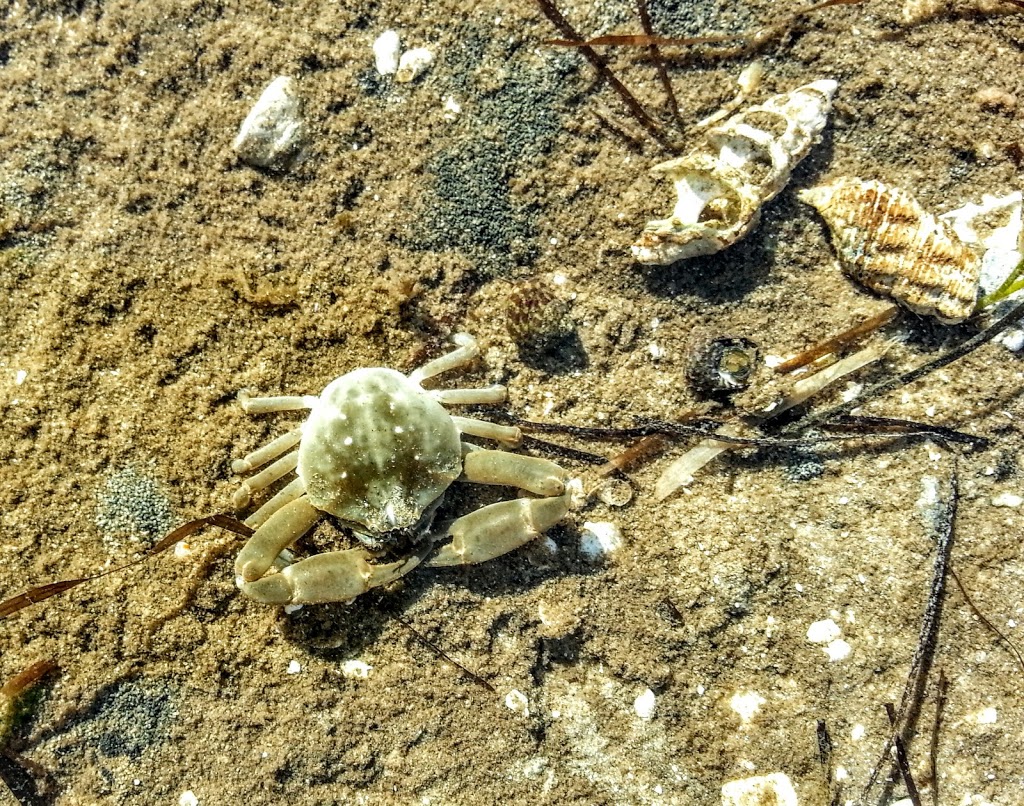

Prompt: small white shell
[633,80,837,265]
[396,47,434,83]
[232,76,308,171]
[373,30,401,76]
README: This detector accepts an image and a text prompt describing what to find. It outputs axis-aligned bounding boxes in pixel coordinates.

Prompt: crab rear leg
[427,450,577,567]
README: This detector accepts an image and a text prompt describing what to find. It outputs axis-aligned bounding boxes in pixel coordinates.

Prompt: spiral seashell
[799,178,981,324]
[632,79,837,265]
[685,334,760,395]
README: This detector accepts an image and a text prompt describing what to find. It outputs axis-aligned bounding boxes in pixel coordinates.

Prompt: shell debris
[373,30,401,76]
[396,47,434,83]
[632,79,837,265]
[800,178,981,323]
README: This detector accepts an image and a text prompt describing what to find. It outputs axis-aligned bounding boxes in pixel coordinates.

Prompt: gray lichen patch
[94,467,175,552]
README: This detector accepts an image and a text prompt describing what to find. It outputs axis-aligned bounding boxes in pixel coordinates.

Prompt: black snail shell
[686,335,760,395]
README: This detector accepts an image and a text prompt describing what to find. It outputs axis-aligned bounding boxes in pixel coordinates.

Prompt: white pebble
[395,47,434,83]
[729,690,765,724]
[340,659,372,679]
[825,638,852,662]
[14,369,27,385]
[991,492,1022,508]
[721,773,798,806]
[179,791,200,806]
[633,688,656,720]
[286,660,301,675]
[283,603,304,614]
[976,706,998,724]
[578,521,623,562]
[997,328,1024,352]
[806,618,841,643]
[372,30,401,75]
[505,689,529,716]
[233,76,308,171]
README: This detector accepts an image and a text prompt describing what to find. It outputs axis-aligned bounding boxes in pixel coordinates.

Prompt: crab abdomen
[297,368,462,536]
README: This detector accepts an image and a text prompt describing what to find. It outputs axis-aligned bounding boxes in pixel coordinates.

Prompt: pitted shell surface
[298,368,463,535]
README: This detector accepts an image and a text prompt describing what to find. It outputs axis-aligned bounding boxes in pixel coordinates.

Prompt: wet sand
[1,1,1023,803]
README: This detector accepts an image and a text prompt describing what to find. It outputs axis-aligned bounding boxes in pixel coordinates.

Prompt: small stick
[885,702,923,806]
[929,670,948,806]
[636,0,683,131]
[949,567,1024,675]
[775,306,900,374]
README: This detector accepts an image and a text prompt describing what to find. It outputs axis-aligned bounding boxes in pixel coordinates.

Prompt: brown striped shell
[799,178,981,324]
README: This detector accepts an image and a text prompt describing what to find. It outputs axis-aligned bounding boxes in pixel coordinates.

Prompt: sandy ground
[1,1,1023,804]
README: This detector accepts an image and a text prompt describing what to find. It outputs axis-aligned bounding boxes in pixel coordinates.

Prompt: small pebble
[633,688,656,720]
[721,773,798,806]
[825,639,852,662]
[179,792,200,806]
[729,690,765,724]
[396,47,434,83]
[286,660,302,675]
[373,30,401,75]
[991,491,1022,508]
[806,618,841,643]
[505,689,529,716]
[233,76,308,171]
[340,660,372,679]
[578,521,623,562]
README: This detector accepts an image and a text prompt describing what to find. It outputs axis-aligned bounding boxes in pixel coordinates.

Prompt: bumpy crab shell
[632,79,837,266]
[298,368,463,539]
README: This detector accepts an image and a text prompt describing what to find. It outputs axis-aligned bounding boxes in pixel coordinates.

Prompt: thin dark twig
[929,669,948,806]
[885,703,923,806]
[949,567,1024,675]
[388,613,496,694]
[864,459,958,798]
[636,0,683,131]
[536,0,677,152]
[519,434,608,466]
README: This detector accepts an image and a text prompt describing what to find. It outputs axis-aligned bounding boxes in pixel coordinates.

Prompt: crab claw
[239,548,423,605]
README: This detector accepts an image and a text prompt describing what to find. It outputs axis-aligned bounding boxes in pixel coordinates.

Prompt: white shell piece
[721,773,799,806]
[505,689,530,715]
[232,76,309,171]
[340,659,373,678]
[806,618,841,643]
[178,792,200,806]
[373,30,401,75]
[396,47,434,83]
[633,688,656,720]
[578,521,623,562]
[633,80,837,265]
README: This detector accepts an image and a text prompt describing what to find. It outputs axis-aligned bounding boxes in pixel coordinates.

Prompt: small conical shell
[800,178,981,324]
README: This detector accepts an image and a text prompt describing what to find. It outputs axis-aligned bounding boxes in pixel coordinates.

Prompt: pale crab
[230,333,580,605]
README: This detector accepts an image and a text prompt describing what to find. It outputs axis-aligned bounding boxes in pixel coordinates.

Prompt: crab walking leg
[408,333,478,384]
[461,449,566,496]
[427,490,574,567]
[240,548,425,605]
[245,476,306,529]
[235,496,322,583]
[430,385,507,405]
[451,416,522,447]
[232,427,303,474]
[237,391,318,414]
[231,450,299,508]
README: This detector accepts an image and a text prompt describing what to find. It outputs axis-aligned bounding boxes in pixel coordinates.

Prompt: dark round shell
[686,335,760,395]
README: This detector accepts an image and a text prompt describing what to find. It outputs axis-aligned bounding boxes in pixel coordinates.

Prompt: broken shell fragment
[396,47,434,83]
[632,79,837,265]
[686,334,759,395]
[233,76,308,171]
[800,178,981,323]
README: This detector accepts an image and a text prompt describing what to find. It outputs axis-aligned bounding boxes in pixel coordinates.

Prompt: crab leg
[431,385,507,405]
[232,427,303,474]
[451,416,522,446]
[240,548,425,605]
[231,450,299,508]
[235,496,322,583]
[408,333,478,384]
[461,449,566,496]
[238,391,318,414]
[426,489,574,567]
[245,476,306,529]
